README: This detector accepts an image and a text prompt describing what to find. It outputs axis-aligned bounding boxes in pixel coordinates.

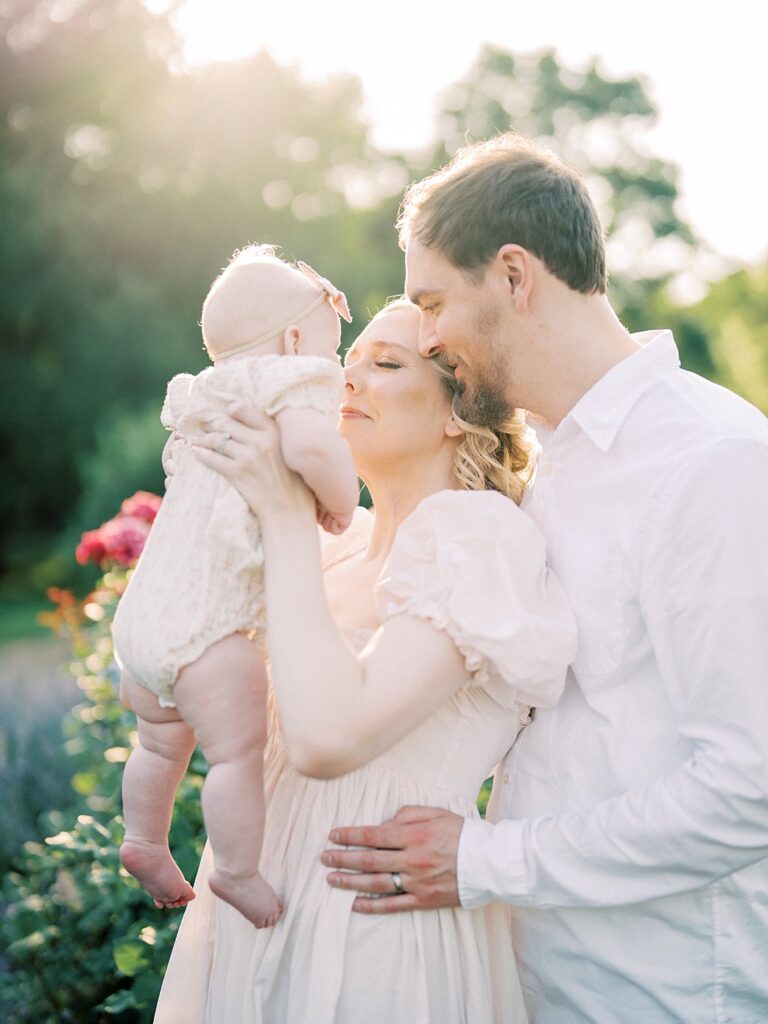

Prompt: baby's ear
[282,326,301,355]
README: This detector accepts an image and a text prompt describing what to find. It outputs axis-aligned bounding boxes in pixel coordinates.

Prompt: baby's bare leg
[173,634,281,928]
[119,673,197,908]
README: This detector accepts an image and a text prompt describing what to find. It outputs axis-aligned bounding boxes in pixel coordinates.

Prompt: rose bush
[74,492,161,569]
[1,493,206,1023]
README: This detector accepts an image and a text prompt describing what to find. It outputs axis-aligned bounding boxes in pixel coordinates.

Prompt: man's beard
[454,371,514,428]
[451,303,516,427]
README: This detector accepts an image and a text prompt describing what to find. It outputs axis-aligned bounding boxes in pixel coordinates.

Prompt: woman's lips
[340,406,370,419]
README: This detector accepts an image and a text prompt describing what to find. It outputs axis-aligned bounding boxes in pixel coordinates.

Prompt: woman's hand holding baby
[192,402,314,526]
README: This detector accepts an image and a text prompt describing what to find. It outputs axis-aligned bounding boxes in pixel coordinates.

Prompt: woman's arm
[193,404,471,778]
[260,499,470,776]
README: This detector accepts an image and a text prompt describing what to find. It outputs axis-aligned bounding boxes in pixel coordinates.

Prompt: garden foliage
[0,494,206,1023]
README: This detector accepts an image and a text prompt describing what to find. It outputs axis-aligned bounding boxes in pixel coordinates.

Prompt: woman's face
[340,305,458,476]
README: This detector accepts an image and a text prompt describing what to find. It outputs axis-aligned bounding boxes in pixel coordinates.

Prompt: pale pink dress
[153,490,577,1024]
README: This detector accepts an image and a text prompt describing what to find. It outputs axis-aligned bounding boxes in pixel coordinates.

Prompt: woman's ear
[282,326,301,355]
[445,413,465,439]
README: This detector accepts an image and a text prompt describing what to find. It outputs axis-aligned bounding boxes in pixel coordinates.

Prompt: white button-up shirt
[458,331,768,1023]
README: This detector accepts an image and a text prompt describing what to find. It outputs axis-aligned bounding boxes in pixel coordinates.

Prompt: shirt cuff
[457,817,528,909]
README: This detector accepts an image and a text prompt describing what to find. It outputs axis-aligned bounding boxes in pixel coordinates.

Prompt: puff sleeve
[375,490,577,709]
[160,373,194,431]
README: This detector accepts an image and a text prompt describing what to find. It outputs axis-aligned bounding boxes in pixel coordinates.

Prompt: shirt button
[519,708,532,725]
[502,773,510,785]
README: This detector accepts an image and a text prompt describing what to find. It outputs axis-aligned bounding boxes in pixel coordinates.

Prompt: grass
[0,595,51,645]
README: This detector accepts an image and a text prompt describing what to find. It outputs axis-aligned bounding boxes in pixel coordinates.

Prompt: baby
[112,245,358,927]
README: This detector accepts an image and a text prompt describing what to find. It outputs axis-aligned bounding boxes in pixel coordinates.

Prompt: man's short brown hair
[397,134,607,295]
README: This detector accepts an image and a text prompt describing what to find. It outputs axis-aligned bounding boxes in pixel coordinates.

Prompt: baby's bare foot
[120,838,196,909]
[209,868,282,928]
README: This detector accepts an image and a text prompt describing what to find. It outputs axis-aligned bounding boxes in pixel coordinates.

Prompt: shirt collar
[561,329,680,453]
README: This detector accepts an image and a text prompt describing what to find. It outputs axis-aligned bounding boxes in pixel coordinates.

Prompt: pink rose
[100,515,151,567]
[120,490,162,524]
[75,529,108,566]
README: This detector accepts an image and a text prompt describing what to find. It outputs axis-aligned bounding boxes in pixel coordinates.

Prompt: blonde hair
[373,298,537,504]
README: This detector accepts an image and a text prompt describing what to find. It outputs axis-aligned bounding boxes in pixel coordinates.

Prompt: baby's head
[201,244,352,364]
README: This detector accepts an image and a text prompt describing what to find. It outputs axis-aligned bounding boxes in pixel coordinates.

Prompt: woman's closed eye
[375,360,402,369]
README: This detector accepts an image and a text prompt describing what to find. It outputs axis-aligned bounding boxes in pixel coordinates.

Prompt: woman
[154,300,576,1023]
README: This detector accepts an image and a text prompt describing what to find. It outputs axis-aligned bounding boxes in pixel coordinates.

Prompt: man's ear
[497,244,533,312]
[445,413,465,439]
[282,326,301,355]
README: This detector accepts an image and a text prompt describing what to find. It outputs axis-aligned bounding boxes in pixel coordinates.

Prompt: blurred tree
[702,263,768,413]
[0,0,399,578]
[0,0,190,574]
[662,263,768,413]
[618,260,768,408]
[0,15,760,584]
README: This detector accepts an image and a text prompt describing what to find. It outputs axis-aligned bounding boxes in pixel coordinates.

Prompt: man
[322,134,768,1022]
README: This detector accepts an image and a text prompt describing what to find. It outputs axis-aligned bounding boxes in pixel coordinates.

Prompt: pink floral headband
[296,261,352,322]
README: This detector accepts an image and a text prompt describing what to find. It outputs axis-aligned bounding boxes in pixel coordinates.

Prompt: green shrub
[0,512,206,1023]
[0,688,77,874]
[74,405,168,546]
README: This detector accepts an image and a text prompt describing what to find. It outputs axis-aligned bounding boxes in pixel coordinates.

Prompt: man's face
[405,239,519,426]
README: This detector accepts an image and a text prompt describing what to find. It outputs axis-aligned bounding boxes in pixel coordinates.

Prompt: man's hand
[321,805,464,914]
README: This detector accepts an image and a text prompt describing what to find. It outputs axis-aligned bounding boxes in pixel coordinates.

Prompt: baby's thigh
[121,670,183,726]
[173,634,268,759]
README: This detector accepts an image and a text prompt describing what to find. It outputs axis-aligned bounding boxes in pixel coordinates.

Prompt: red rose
[75,529,108,566]
[120,491,162,524]
[100,515,151,567]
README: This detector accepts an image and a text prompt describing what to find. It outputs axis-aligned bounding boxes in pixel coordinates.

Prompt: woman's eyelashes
[375,360,402,369]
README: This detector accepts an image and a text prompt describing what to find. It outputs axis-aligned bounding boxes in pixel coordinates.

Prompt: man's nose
[417,318,442,358]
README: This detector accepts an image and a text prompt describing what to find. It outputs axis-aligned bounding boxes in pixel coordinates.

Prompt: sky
[170,0,767,269]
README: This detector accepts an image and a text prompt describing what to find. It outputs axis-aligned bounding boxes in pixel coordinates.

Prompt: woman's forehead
[348,308,419,356]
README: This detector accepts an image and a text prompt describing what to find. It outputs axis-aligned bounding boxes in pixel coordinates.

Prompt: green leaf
[113,939,149,977]
[102,988,138,1013]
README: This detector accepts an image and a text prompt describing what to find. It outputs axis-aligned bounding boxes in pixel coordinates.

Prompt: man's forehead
[405,241,441,305]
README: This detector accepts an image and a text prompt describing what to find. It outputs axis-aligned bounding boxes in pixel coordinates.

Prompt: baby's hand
[316,503,353,535]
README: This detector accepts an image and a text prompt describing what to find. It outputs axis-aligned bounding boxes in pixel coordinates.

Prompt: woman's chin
[338,418,371,445]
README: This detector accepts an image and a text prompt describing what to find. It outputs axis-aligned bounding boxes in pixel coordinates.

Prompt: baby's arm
[274,407,358,532]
